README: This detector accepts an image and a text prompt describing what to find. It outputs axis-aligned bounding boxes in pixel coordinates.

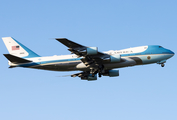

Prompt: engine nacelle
[81,74,97,81]
[81,47,98,55]
[103,70,119,77]
[110,54,121,62]
[104,54,121,63]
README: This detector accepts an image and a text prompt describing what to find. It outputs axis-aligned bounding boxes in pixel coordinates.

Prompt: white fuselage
[9,45,174,71]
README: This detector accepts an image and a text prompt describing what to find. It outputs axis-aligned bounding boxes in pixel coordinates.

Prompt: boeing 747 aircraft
[2,37,174,80]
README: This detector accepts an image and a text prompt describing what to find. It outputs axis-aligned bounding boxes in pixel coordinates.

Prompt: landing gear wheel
[98,65,104,78]
[161,63,165,67]
[98,73,102,77]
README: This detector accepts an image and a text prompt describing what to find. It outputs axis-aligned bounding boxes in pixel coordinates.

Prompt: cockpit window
[159,46,162,48]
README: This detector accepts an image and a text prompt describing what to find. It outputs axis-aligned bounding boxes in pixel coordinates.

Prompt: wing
[56,38,110,76]
[56,38,110,69]
[56,38,84,49]
[56,38,107,57]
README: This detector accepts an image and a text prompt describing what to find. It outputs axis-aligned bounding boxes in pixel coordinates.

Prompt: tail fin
[2,37,40,58]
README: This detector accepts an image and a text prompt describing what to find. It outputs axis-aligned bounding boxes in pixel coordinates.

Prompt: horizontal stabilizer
[3,54,32,64]
[9,66,16,68]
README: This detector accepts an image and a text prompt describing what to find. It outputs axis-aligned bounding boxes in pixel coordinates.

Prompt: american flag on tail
[12,46,20,50]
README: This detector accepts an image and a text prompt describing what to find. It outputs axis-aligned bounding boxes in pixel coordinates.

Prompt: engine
[80,47,98,55]
[103,54,121,63]
[81,74,97,81]
[102,70,119,77]
[87,47,98,55]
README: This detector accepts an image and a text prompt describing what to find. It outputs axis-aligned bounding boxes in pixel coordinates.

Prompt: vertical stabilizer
[2,37,40,58]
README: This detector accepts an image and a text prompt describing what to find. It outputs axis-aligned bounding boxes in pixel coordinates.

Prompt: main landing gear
[91,70,102,77]
[98,72,102,77]
[90,65,104,78]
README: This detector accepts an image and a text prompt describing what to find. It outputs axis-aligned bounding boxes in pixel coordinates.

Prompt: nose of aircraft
[169,50,175,55]
[162,47,175,58]
[167,49,175,57]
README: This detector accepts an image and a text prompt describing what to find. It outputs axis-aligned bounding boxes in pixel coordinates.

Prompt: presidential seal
[147,56,151,60]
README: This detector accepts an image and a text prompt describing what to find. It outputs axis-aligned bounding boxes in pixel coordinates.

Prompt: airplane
[2,37,174,81]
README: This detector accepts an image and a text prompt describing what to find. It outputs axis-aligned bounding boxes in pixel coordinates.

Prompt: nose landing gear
[157,60,166,67]
[161,63,165,67]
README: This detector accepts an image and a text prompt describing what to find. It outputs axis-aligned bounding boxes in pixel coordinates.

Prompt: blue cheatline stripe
[40,58,81,65]
[18,58,82,67]
[12,37,40,58]
[17,62,40,67]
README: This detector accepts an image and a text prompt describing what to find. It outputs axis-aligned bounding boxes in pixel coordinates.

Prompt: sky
[0,0,177,120]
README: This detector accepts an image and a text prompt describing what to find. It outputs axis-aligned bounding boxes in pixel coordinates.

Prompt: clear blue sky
[0,0,176,120]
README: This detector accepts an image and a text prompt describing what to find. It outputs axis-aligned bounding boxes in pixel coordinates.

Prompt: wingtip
[55,38,68,40]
